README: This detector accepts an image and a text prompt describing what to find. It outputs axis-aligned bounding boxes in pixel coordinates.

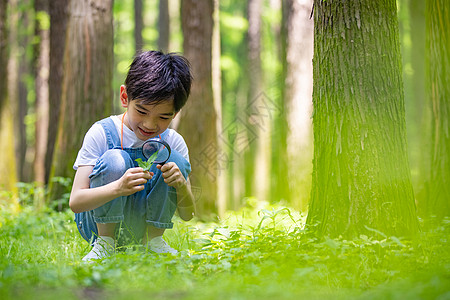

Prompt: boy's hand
[117,167,153,196]
[157,162,187,189]
[157,163,195,220]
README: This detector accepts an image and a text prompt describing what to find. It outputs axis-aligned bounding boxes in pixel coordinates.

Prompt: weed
[0,193,449,299]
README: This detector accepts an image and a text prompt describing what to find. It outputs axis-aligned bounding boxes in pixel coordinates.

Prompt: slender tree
[398,0,430,214]
[408,0,428,195]
[50,0,114,199]
[33,0,50,185]
[134,0,143,53]
[277,0,314,210]
[46,0,69,183]
[211,0,226,217]
[409,0,427,121]
[0,0,19,198]
[306,0,419,238]
[425,0,450,220]
[158,0,169,53]
[0,0,7,122]
[4,0,22,190]
[16,1,32,182]
[244,0,267,201]
[179,0,217,216]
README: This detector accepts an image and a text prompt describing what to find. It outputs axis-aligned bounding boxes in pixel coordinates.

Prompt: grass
[0,199,449,300]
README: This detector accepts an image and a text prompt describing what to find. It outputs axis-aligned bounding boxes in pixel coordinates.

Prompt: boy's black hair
[125,51,192,112]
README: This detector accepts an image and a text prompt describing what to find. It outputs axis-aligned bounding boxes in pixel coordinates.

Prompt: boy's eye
[160,117,170,120]
[136,109,146,115]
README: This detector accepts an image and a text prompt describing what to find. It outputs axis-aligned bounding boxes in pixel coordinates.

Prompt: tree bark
[46,0,70,183]
[244,0,266,200]
[426,0,450,220]
[50,0,113,199]
[0,0,19,199]
[0,0,7,121]
[281,0,314,210]
[134,0,143,53]
[306,0,419,238]
[408,0,428,180]
[398,0,430,215]
[16,4,32,182]
[179,0,217,216]
[33,0,50,185]
[409,0,426,125]
[158,0,169,53]
[212,0,226,217]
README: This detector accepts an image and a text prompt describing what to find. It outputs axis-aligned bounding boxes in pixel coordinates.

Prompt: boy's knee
[90,149,134,182]
[103,149,133,167]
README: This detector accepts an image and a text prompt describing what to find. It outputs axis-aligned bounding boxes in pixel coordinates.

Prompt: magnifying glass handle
[159,140,171,165]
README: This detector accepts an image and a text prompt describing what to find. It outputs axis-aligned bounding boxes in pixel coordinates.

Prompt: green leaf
[135,158,149,170]
[390,236,406,248]
[147,151,159,165]
[135,151,159,171]
[364,225,387,239]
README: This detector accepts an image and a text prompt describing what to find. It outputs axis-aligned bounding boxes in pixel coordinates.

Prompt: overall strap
[159,128,170,141]
[97,117,121,149]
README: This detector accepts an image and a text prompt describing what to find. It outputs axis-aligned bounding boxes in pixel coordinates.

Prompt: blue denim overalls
[75,117,191,246]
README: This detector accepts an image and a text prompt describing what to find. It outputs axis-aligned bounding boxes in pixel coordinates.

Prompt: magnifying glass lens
[142,140,171,164]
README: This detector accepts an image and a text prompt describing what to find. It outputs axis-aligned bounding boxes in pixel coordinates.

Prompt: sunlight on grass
[0,200,449,300]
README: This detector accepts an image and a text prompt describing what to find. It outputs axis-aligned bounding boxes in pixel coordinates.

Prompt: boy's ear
[120,85,128,108]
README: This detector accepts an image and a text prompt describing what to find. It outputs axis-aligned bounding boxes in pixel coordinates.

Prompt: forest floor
[1,197,449,300]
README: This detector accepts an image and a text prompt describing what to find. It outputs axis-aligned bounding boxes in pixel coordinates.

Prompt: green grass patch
[1,201,449,299]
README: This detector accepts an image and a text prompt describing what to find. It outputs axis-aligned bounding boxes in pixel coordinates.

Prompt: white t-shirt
[73,115,189,170]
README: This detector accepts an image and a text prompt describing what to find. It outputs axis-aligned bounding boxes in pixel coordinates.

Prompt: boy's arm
[157,163,196,221]
[176,178,196,221]
[69,165,151,213]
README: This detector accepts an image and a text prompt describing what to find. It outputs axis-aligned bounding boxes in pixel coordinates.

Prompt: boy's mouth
[138,127,156,137]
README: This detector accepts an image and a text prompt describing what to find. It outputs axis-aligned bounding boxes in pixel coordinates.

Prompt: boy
[70,51,195,261]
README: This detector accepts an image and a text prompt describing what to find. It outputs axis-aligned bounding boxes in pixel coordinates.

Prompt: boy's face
[120,85,177,141]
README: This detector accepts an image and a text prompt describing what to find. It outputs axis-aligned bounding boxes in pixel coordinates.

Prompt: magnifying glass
[142,140,171,165]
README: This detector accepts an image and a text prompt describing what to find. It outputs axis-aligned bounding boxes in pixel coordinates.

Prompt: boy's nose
[142,119,157,130]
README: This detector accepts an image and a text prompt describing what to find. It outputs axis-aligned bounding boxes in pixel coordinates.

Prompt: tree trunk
[306,0,419,238]
[426,0,450,220]
[212,0,226,217]
[244,0,266,200]
[158,0,169,53]
[4,0,21,189]
[16,4,32,182]
[134,0,143,53]
[50,0,114,200]
[399,0,430,215]
[0,0,19,200]
[0,100,17,200]
[33,0,50,186]
[46,0,69,183]
[0,0,7,121]
[280,0,314,210]
[271,0,290,206]
[409,0,427,120]
[408,0,429,199]
[179,0,217,216]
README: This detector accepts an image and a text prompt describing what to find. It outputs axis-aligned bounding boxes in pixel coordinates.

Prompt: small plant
[135,151,158,171]
[1,202,449,299]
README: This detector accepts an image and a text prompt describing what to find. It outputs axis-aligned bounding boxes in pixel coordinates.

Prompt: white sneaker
[148,236,178,255]
[82,236,115,262]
